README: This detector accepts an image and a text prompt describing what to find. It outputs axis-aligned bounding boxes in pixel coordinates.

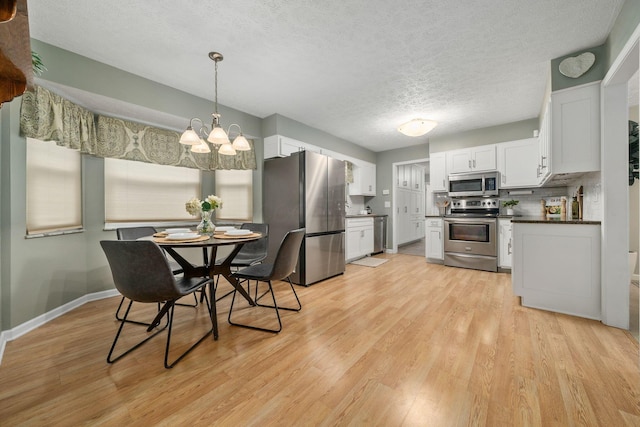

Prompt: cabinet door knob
[468,160,472,169]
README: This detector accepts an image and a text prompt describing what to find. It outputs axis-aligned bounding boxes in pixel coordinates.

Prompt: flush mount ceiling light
[179,52,251,155]
[397,119,438,137]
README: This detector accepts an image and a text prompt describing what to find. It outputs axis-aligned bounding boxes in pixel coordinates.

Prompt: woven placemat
[153,235,210,243]
[214,232,262,240]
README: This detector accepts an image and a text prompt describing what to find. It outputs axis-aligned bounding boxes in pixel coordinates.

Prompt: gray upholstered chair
[115,226,194,325]
[101,240,216,369]
[213,223,269,301]
[228,228,304,333]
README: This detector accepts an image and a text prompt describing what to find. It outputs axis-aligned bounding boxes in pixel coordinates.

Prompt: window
[104,158,200,224]
[215,170,253,221]
[26,138,82,235]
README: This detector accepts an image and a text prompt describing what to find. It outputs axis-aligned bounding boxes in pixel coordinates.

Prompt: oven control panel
[450,197,499,209]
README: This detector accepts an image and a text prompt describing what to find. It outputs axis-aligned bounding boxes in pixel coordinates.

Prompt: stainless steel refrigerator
[263,150,345,286]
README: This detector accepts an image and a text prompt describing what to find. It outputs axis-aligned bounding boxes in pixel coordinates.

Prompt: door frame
[601,22,640,328]
[391,158,429,253]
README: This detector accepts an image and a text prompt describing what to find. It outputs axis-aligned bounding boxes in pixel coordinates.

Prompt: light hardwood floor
[1,254,639,426]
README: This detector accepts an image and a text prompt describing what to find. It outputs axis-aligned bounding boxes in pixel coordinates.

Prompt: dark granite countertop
[510,216,601,225]
[346,214,388,218]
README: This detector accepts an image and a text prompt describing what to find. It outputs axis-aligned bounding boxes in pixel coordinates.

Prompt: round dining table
[149,232,264,307]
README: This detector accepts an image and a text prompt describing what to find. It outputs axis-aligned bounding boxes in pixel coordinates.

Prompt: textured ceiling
[28,0,625,152]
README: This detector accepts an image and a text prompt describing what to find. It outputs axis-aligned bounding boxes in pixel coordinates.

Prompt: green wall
[551,44,608,92]
[429,119,539,154]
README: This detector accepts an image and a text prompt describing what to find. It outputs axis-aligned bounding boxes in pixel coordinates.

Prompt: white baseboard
[0,289,119,364]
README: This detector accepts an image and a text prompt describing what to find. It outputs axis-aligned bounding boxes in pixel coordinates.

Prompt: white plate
[224,229,252,236]
[165,233,200,240]
[215,226,236,232]
[164,228,191,234]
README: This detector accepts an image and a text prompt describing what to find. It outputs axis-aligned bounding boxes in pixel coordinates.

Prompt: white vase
[196,210,215,235]
[506,208,514,216]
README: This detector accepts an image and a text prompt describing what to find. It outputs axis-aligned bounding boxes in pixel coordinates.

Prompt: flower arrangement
[501,200,519,208]
[185,195,223,216]
[185,195,222,235]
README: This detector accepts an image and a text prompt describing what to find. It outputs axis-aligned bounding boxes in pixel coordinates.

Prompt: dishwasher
[373,216,387,254]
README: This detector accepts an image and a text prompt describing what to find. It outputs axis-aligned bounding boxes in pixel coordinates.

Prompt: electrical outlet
[384,201,391,208]
[382,189,390,195]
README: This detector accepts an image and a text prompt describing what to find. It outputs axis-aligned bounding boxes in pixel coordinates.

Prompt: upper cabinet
[447,145,497,174]
[496,138,540,188]
[397,164,424,191]
[539,81,601,184]
[264,135,321,158]
[429,152,447,192]
[349,161,376,196]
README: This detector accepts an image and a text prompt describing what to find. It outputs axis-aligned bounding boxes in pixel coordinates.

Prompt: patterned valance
[20,85,97,152]
[19,85,256,170]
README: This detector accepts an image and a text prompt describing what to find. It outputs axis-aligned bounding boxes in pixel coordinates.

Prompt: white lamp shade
[231,134,251,151]
[218,143,237,156]
[207,126,230,145]
[190,139,211,153]
[398,119,438,137]
[179,128,201,145]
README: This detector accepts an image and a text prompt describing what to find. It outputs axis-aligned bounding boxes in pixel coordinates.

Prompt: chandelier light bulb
[190,139,211,153]
[218,142,237,156]
[179,128,201,145]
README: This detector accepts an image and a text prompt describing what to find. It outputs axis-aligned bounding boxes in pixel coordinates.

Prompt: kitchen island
[511,216,601,320]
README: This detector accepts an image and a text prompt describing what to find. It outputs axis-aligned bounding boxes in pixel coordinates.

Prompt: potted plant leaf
[502,199,519,216]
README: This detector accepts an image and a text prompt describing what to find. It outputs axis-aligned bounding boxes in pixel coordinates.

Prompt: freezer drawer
[291,232,345,286]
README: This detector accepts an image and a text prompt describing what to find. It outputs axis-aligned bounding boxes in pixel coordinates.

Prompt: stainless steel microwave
[448,172,499,197]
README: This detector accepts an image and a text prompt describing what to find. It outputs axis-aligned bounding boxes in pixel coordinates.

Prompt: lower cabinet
[425,218,443,261]
[498,218,512,269]
[346,217,374,261]
[512,222,601,319]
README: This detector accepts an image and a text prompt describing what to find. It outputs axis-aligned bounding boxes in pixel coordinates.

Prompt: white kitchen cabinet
[397,164,411,188]
[346,217,374,261]
[263,135,322,159]
[349,161,376,196]
[537,82,600,185]
[538,101,551,183]
[512,222,601,319]
[397,164,424,191]
[397,189,424,245]
[411,165,425,192]
[425,218,444,261]
[429,152,447,192]
[496,138,539,188]
[498,218,512,269]
[447,145,497,174]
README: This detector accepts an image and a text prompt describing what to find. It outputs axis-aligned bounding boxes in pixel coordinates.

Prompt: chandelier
[179,52,250,155]
[397,118,438,137]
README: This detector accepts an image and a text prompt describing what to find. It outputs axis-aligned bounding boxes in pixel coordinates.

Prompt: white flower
[185,195,223,216]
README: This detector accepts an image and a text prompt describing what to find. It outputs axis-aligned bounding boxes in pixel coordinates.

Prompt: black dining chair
[227,228,305,333]
[213,223,269,301]
[100,240,217,369]
[115,227,195,325]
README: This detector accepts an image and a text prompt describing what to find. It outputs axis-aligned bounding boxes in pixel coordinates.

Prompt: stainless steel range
[443,197,499,272]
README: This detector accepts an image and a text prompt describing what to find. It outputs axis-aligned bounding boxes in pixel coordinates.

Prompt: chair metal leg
[115,297,163,327]
[228,279,283,333]
[164,285,216,369]
[254,277,302,312]
[107,300,169,364]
